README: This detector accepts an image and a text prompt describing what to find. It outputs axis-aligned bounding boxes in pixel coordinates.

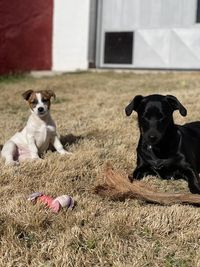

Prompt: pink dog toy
[28,192,74,213]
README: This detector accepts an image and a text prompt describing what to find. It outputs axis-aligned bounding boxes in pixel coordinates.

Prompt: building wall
[96,0,200,69]
[100,0,196,30]
[52,0,90,71]
[0,0,53,75]
[1,0,199,74]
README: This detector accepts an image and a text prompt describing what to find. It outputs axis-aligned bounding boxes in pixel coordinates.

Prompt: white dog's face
[22,90,56,117]
[31,93,49,117]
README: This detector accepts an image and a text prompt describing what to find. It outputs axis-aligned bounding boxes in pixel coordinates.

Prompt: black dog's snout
[38,107,44,113]
[148,134,157,143]
[146,132,160,145]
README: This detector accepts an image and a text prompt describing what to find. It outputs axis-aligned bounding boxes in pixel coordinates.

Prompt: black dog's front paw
[129,167,156,182]
[131,168,145,181]
[154,160,164,170]
[128,174,134,182]
[187,181,200,194]
[148,159,164,170]
[128,170,143,183]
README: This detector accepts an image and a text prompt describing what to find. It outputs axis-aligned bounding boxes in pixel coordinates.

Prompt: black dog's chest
[142,144,166,162]
[142,144,185,171]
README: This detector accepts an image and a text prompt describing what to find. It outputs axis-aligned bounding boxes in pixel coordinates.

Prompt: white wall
[134,28,200,69]
[52,0,90,71]
[100,0,196,30]
[97,0,200,69]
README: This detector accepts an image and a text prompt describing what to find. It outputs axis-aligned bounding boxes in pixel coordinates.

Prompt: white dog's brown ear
[22,90,34,101]
[45,90,56,100]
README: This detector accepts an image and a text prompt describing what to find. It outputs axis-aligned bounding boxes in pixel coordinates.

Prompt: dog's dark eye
[141,117,149,124]
[31,100,37,105]
[42,98,48,103]
[159,117,167,122]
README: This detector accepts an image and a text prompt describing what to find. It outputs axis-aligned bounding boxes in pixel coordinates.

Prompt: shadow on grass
[0,135,82,153]
[60,134,83,146]
[49,134,83,152]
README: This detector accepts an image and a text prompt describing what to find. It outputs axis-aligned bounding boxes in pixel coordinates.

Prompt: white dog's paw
[59,150,73,156]
[31,154,41,160]
[5,160,19,166]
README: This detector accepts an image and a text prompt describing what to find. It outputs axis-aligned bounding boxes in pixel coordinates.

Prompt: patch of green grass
[154,240,161,256]
[0,73,29,84]
[165,254,190,267]
[137,226,154,241]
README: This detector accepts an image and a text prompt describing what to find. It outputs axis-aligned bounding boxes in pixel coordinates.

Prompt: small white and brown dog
[1,89,71,165]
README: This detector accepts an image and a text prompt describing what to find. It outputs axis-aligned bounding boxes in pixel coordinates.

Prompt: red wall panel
[0,0,53,74]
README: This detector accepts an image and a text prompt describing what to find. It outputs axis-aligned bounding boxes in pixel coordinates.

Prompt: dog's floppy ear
[125,95,143,116]
[22,90,34,101]
[166,95,187,117]
[44,90,56,100]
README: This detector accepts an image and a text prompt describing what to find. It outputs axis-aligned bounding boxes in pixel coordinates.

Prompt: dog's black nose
[38,107,44,113]
[148,135,157,143]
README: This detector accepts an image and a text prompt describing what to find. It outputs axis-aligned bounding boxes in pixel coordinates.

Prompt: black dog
[125,94,200,194]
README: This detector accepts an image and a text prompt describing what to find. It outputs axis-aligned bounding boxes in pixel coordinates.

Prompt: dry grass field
[1,71,200,267]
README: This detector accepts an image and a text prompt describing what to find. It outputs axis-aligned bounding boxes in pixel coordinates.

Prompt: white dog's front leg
[27,135,40,159]
[53,135,72,155]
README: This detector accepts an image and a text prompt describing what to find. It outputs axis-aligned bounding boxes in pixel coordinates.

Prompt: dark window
[104,32,133,64]
[197,0,200,23]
